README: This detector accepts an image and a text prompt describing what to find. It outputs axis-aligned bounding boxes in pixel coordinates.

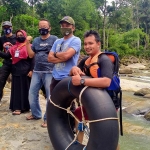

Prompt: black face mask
[4,28,12,35]
[39,28,49,35]
[16,37,26,43]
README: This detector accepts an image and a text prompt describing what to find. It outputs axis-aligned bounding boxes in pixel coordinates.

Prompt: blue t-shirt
[32,35,57,72]
[51,35,81,80]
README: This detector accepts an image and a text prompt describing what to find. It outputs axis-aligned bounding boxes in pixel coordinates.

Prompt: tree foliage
[0,0,150,57]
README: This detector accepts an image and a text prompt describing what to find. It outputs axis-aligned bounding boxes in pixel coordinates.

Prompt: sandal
[26,115,41,120]
[41,121,47,128]
[12,110,21,115]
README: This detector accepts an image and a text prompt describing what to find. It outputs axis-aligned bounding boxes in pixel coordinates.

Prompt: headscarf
[9,30,29,64]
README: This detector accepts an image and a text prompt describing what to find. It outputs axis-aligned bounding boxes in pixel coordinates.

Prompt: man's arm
[0,51,11,59]
[0,37,4,52]
[48,48,76,63]
[26,36,35,58]
[72,74,111,88]
[72,54,113,88]
[48,51,64,63]
[55,47,76,61]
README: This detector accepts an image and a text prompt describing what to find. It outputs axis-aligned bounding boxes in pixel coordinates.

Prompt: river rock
[134,88,150,96]
[123,100,150,115]
[126,63,146,69]
[121,56,139,65]
[144,94,150,98]
[144,110,150,121]
[119,68,133,74]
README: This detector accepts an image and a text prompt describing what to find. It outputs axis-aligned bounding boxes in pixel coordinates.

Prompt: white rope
[88,117,118,123]
[65,130,80,150]
[49,98,80,123]
[78,86,88,124]
[49,85,118,150]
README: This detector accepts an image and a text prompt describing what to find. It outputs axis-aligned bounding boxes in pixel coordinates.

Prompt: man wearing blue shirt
[48,16,81,93]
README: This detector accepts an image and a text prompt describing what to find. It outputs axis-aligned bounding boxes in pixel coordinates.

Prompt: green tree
[109,28,147,57]
[0,5,7,35]
[12,14,39,38]
[2,0,28,20]
[35,0,99,40]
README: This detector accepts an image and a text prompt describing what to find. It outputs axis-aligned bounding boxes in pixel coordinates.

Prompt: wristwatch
[80,78,85,85]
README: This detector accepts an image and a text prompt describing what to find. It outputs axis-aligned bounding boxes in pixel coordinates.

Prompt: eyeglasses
[59,41,64,51]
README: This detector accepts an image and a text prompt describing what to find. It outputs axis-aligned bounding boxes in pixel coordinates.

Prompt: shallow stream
[120,112,150,150]
[119,69,150,150]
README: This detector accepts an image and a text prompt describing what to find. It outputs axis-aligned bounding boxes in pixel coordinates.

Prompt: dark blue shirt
[32,35,57,72]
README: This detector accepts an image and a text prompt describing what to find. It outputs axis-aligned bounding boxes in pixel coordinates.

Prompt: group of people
[0,16,117,147]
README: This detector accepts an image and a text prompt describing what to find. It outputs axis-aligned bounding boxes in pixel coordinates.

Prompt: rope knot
[66,107,71,113]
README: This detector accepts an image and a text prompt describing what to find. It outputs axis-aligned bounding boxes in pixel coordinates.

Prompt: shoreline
[121,78,150,92]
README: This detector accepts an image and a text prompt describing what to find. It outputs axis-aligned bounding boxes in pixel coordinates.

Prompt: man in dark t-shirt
[0,21,16,103]
[26,19,58,127]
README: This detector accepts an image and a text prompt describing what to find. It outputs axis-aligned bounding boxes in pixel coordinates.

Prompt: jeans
[29,71,52,121]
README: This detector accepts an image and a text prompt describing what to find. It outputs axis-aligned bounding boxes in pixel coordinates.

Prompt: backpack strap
[98,52,123,136]
[104,52,120,74]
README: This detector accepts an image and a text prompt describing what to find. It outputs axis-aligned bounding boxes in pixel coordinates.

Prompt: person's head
[38,19,51,36]
[16,30,27,43]
[83,30,101,57]
[59,16,75,37]
[2,21,13,36]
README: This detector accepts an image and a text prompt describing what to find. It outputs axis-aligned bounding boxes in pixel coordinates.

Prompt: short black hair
[84,30,101,42]
[39,18,51,27]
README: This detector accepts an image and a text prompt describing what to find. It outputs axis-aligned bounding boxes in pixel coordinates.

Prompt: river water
[120,111,150,150]
[119,69,150,150]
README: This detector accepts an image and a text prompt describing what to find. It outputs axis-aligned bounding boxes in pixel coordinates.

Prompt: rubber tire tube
[47,76,119,150]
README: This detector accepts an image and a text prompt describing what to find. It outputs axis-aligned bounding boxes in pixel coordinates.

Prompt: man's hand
[27,71,33,77]
[70,66,85,76]
[26,36,33,44]
[72,74,82,86]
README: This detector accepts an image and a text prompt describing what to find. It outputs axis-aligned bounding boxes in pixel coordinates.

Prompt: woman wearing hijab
[0,30,33,115]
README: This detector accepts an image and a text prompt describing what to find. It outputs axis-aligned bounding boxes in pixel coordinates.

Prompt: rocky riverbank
[0,67,150,149]
[0,88,54,150]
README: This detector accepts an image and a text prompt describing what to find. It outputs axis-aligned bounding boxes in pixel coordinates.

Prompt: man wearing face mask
[0,21,16,104]
[48,16,81,130]
[48,16,81,93]
[26,19,58,128]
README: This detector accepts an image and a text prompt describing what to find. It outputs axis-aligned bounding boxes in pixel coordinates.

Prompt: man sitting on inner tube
[70,30,119,150]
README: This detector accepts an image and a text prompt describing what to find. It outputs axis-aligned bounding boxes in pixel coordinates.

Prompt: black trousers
[0,63,11,101]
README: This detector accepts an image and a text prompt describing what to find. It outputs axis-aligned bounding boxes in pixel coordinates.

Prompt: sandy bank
[121,78,150,92]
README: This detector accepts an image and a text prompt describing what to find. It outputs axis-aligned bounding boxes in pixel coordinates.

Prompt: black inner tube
[47,77,119,150]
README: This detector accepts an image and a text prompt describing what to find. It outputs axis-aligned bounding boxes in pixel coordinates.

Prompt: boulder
[121,56,139,65]
[144,110,150,121]
[119,68,133,74]
[124,100,150,115]
[126,63,146,69]
[134,88,150,96]
[144,94,150,98]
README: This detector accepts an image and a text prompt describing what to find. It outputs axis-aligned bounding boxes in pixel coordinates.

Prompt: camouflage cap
[59,16,75,26]
[2,21,12,27]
